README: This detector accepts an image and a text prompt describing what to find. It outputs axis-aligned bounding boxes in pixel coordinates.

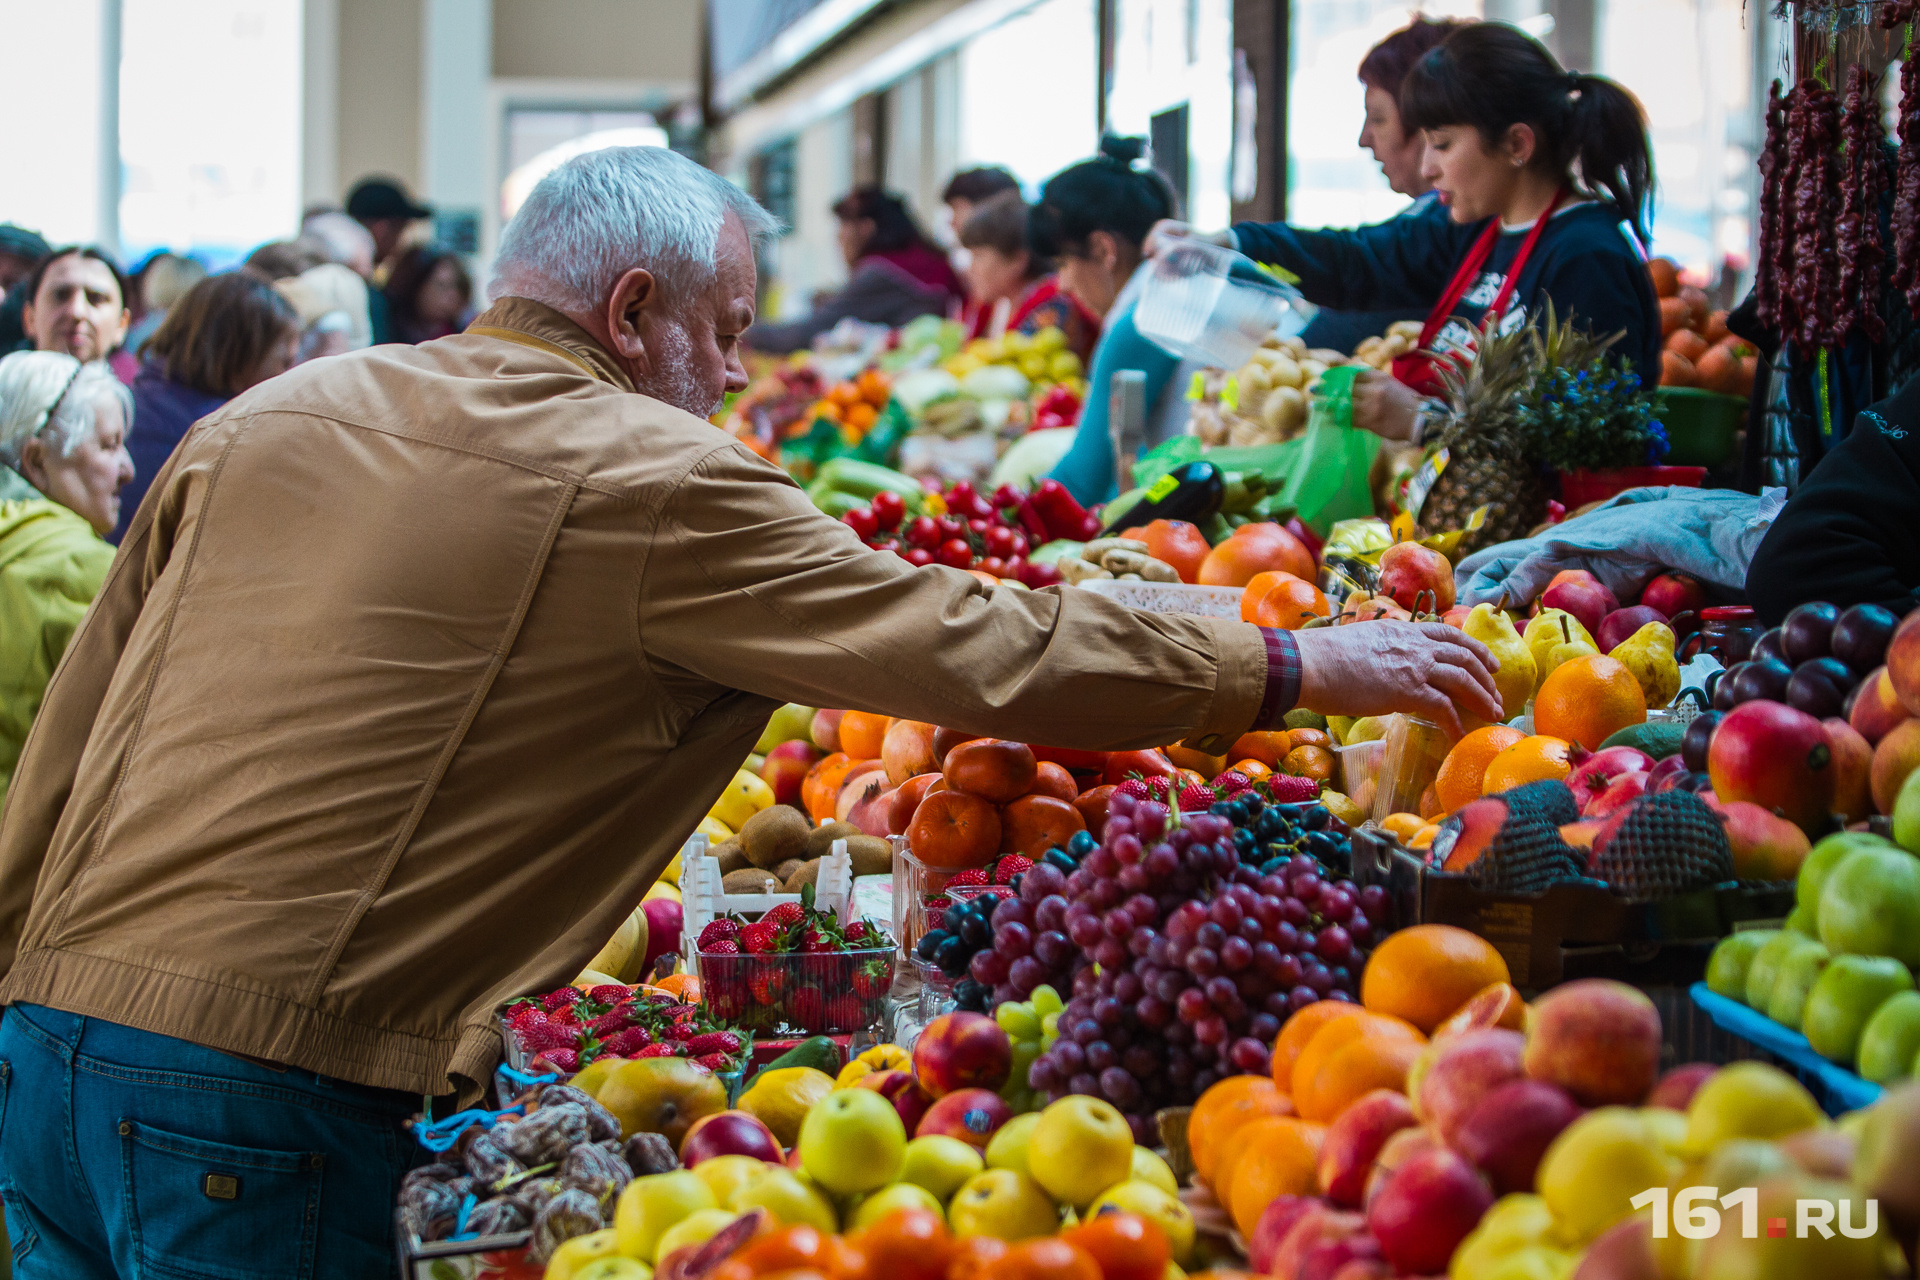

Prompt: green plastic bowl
[1655,387,1746,468]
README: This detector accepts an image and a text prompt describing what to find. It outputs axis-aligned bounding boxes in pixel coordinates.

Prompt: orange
[977,1239,1101,1280]
[1217,1117,1326,1236]
[1270,1001,1364,1092]
[1165,743,1227,778]
[802,752,857,822]
[652,973,701,1002]
[1240,572,1332,629]
[946,1236,1010,1280]
[1294,1032,1425,1123]
[1229,759,1274,781]
[1379,812,1426,843]
[1288,728,1331,751]
[839,712,893,761]
[1434,724,1527,811]
[1361,924,1512,1033]
[1281,744,1334,782]
[1289,1011,1424,1106]
[847,1208,953,1280]
[1533,654,1647,751]
[1432,981,1528,1038]
[1408,824,1440,849]
[1229,731,1295,768]
[1058,1214,1169,1280]
[1480,735,1576,796]
[1128,520,1211,584]
[1187,1075,1293,1187]
[1197,522,1316,587]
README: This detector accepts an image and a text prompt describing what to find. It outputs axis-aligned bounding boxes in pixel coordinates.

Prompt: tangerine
[1378,812,1426,843]
[839,712,893,761]
[802,752,858,822]
[1270,1002,1364,1093]
[652,973,702,1002]
[1229,759,1275,781]
[1165,743,1227,778]
[1532,654,1647,751]
[848,1208,953,1280]
[1408,824,1441,849]
[1361,924,1512,1033]
[946,1237,1009,1280]
[1240,572,1332,629]
[1480,735,1576,795]
[907,790,1002,869]
[1218,1117,1327,1237]
[1187,1075,1292,1187]
[1058,1214,1169,1280]
[1281,744,1334,782]
[1434,725,1527,811]
[1197,522,1315,587]
[1229,731,1295,768]
[1131,520,1211,584]
[1289,1012,1424,1107]
[977,1239,1101,1280]
[1293,1032,1425,1124]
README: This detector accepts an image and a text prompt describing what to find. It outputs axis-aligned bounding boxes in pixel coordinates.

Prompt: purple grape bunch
[993,788,1389,1143]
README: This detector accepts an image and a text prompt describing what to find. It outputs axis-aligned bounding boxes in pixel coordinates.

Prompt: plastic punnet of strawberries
[694,884,895,1035]
[504,985,751,1078]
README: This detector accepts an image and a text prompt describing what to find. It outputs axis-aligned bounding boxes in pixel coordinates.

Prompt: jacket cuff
[1256,628,1302,728]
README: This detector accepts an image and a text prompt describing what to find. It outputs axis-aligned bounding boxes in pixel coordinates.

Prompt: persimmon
[887,773,944,835]
[1059,1214,1169,1280]
[1072,784,1116,833]
[1102,749,1175,786]
[907,789,1001,869]
[998,795,1086,857]
[1027,760,1078,801]
[1197,521,1316,587]
[944,740,1038,803]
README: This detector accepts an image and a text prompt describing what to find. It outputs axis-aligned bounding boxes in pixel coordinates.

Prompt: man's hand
[1291,621,1503,738]
[1350,371,1422,441]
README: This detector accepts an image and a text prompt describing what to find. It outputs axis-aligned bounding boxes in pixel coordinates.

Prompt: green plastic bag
[1271,365,1379,536]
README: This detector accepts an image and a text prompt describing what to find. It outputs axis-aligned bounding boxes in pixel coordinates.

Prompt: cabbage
[960,364,1031,401]
[891,369,961,414]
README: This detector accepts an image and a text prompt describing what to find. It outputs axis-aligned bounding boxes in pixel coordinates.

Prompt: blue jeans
[0,1004,424,1279]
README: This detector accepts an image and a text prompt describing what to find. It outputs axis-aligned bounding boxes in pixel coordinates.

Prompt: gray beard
[633,324,720,419]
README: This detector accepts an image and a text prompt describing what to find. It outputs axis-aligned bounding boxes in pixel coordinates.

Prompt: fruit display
[1650,256,1761,396]
[694,889,895,1036]
[825,475,1092,588]
[1716,600,1900,719]
[505,984,753,1078]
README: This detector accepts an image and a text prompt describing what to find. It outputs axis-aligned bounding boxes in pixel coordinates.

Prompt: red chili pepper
[1031,478,1093,542]
[1015,496,1052,544]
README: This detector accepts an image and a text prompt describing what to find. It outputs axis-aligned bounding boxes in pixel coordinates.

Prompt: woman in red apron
[1158,23,1660,441]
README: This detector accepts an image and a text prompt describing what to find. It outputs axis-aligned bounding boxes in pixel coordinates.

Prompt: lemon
[1682,1061,1824,1155]
[737,1066,836,1149]
[709,771,773,831]
[696,815,734,845]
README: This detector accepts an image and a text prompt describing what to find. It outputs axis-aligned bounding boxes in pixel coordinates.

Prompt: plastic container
[679,836,853,976]
[1072,578,1245,619]
[1370,715,1449,822]
[893,845,999,955]
[1676,605,1760,665]
[1134,239,1303,368]
[1558,465,1707,509]
[1654,387,1746,468]
[697,944,895,1036]
[1334,738,1388,814]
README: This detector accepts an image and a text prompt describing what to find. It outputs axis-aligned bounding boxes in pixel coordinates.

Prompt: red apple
[810,708,845,753]
[1639,572,1706,623]
[1522,979,1662,1106]
[915,1087,1011,1148]
[678,1110,784,1166]
[1416,1029,1525,1146]
[853,1069,934,1133]
[1542,571,1619,643]
[1597,605,1669,654]
[1363,1127,1440,1211]
[1248,1196,1319,1273]
[1570,1216,1661,1280]
[1298,1236,1386,1280]
[1269,1205,1368,1280]
[1707,700,1835,835]
[1645,1063,1717,1111]
[1850,666,1913,745]
[1584,770,1650,818]
[1822,717,1875,823]
[1712,799,1810,880]
[910,1011,1012,1097]
[1366,1148,1494,1275]
[1888,608,1920,714]
[1377,542,1456,614]
[1318,1090,1417,1208]
[1566,746,1657,812]
[760,740,824,808]
[1450,1078,1583,1195]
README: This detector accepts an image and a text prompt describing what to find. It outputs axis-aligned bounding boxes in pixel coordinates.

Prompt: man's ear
[604,266,661,362]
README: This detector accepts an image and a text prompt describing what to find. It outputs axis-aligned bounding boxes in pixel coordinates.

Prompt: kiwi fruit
[713,841,748,874]
[773,858,805,884]
[740,805,810,870]
[722,868,780,894]
[844,835,894,877]
[805,820,860,859]
[782,858,822,893]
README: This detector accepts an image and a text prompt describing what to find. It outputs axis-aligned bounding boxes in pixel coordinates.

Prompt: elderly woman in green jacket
[0,351,133,808]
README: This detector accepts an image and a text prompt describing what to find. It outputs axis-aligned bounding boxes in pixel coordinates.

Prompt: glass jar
[1676,605,1759,665]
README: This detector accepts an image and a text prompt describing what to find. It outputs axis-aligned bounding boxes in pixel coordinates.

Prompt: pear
[1611,622,1680,709]
[1525,609,1597,691]
[1540,616,1601,685]
[1463,603,1536,721]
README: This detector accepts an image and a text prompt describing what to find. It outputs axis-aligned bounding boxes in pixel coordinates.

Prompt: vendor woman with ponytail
[1160,23,1660,442]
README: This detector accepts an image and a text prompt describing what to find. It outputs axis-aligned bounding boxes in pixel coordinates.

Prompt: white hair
[300,211,377,277]
[0,351,132,467]
[490,145,781,314]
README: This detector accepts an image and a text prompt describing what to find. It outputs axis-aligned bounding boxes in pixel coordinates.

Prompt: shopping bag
[1269,364,1380,536]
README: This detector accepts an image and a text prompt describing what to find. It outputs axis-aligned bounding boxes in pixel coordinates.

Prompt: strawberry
[1213,771,1252,794]
[922,905,946,932]
[704,938,741,956]
[992,855,1033,884]
[520,1022,581,1053]
[738,921,780,954]
[697,918,740,948]
[1267,775,1322,803]
[541,987,584,1011]
[947,869,990,887]
[844,920,875,946]
[548,1004,579,1026]
[694,1052,732,1071]
[530,1048,579,1074]
[635,1043,676,1059]
[585,1011,631,1037]
[791,986,828,1030]
[508,1005,547,1030]
[853,960,891,1001]
[588,984,631,1004]
[1114,778,1153,801]
[685,1031,742,1056]
[764,902,804,929]
[750,968,788,1005]
[664,1018,694,1042]
[1178,785,1215,812]
[602,1027,654,1057]
[800,928,835,954]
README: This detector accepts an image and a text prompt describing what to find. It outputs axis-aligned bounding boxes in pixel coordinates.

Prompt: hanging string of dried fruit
[1881,0,1920,28]
[1894,25,1920,315]
[1835,64,1889,345]
[1788,79,1842,354]
[1756,81,1796,336]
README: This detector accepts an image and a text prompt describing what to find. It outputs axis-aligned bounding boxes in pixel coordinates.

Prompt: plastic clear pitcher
[1134,238,1304,368]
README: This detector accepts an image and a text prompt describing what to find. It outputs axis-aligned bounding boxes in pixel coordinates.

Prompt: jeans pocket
[121,1119,324,1280]
[0,1185,40,1267]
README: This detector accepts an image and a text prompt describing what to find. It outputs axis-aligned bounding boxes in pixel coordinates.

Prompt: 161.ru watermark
[1631,1187,1879,1239]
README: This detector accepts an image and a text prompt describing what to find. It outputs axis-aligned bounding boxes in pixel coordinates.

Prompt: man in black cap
[344,176,432,275]
[0,225,51,354]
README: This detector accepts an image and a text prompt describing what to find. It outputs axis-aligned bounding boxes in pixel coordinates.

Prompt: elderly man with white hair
[0,147,1497,1274]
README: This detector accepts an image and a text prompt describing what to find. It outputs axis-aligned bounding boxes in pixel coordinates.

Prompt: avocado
[1598,721,1686,760]
[744,1035,844,1093]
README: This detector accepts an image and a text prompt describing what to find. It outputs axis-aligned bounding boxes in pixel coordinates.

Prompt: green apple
[1784,904,1817,936]
[575,1259,652,1280]
[847,1181,945,1230]
[1798,832,1888,913]
[900,1135,984,1201]
[613,1170,715,1262]
[1682,1062,1824,1155]
[728,1165,838,1232]
[1856,990,1920,1084]
[1746,932,1826,1011]
[1766,939,1831,1030]
[1894,768,1920,854]
[1129,1145,1179,1196]
[691,1154,770,1208]
[653,1208,742,1262]
[756,703,818,754]
[1088,1180,1197,1266]
[1707,931,1773,1002]
[1803,954,1915,1063]
[983,1112,1040,1178]
[946,1169,1060,1241]
[798,1088,907,1195]
[1025,1096,1133,1208]
[1819,847,1920,968]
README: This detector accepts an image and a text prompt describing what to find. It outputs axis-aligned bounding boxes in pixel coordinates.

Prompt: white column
[303,0,341,210]
[97,0,123,253]
[421,0,491,253]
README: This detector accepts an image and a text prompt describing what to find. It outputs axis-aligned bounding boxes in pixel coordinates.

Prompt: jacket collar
[465,297,637,393]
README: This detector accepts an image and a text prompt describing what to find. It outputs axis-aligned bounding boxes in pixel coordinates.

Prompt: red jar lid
[1700,605,1755,621]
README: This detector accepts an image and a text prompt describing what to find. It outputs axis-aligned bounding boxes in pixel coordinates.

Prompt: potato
[1278,335,1308,360]
[1238,362,1272,392]
[740,805,810,870]
[722,868,780,894]
[1300,359,1328,382]
[782,857,822,893]
[844,834,895,877]
[714,840,749,874]
[1262,385,1307,432]
[1387,320,1425,341]
[1307,348,1347,367]
[804,819,860,859]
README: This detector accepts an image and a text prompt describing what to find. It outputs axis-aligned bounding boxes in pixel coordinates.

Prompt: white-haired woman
[0,351,132,805]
